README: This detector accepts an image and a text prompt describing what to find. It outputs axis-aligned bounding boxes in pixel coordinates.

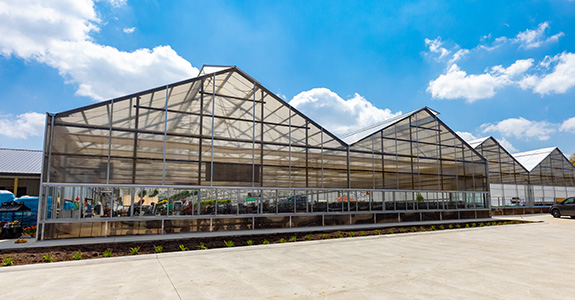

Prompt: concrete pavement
[1,214,573,299]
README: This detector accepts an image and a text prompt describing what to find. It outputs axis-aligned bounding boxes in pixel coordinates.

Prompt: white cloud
[289,88,401,136]
[123,27,136,34]
[456,131,479,142]
[519,52,575,95]
[426,22,574,101]
[497,137,518,153]
[0,0,198,101]
[0,112,46,139]
[428,59,538,102]
[559,117,575,133]
[427,64,509,102]
[481,117,556,141]
[514,22,564,49]
[425,38,450,60]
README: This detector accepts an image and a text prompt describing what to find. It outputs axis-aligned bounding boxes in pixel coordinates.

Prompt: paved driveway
[1,214,573,299]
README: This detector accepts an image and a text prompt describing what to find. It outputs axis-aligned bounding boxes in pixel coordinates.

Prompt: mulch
[0,220,528,267]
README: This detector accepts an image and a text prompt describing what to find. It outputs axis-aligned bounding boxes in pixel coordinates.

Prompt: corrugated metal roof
[512,147,556,171]
[466,137,490,149]
[0,148,42,175]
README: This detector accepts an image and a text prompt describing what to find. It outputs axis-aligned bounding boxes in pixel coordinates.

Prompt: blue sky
[1,0,575,158]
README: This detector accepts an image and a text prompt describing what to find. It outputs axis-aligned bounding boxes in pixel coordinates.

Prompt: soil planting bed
[1,220,532,267]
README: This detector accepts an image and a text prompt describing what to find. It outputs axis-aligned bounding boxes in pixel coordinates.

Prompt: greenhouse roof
[512,147,556,171]
[466,137,490,149]
[340,107,440,145]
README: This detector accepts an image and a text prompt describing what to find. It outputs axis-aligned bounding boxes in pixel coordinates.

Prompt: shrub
[419,226,426,232]
[129,247,140,255]
[279,238,286,243]
[43,254,54,263]
[448,224,453,229]
[179,244,189,251]
[103,249,112,257]
[198,242,208,250]
[321,234,328,239]
[262,239,270,245]
[399,228,406,233]
[479,223,484,227]
[471,223,476,227]
[290,236,297,242]
[456,224,461,229]
[376,230,382,235]
[439,225,445,230]
[497,222,502,225]
[411,226,417,232]
[430,226,436,231]
[246,240,254,246]
[388,229,395,234]
[72,251,82,260]
[224,240,234,247]
[465,224,470,228]
[349,232,355,237]
[154,245,163,253]
[305,235,313,241]
[337,232,343,238]
[360,231,366,236]
[1,257,14,266]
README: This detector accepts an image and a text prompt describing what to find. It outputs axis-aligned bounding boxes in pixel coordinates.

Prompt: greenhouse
[37,65,490,240]
[469,137,575,209]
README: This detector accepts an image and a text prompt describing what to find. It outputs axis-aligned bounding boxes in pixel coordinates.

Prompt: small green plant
[290,236,297,242]
[456,224,461,229]
[399,228,406,233]
[349,232,355,237]
[411,226,417,232]
[338,232,343,238]
[376,229,381,235]
[246,240,254,246]
[72,251,82,260]
[419,226,426,232]
[179,244,189,251]
[388,229,395,234]
[103,249,112,257]
[305,235,313,241]
[479,223,484,227]
[502,221,508,225]
[43,253,54,263]
[439,225,445,230]
[471,223,476,227]
[430,225,436,231]
[465,224,470,228]
[154,245,163,253]
[1,257,14,266]
[198,242,208,250]
[448,224,453,229]
[262,239,270,245]
[129,247,140,255]
[497,222,502,226]
[321,233,328,239]
[360,231,366,236]
[279,238,286,243]
[224,240,235,247]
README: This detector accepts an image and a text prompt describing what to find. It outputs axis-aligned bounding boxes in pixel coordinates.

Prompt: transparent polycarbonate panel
[107,158,134,184]
[49,154,108,184]
[56,103,111,127]
[261,189,277,214]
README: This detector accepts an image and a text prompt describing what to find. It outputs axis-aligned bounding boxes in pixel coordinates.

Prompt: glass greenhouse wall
[471,138,575,207]
[37,66,490,240]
